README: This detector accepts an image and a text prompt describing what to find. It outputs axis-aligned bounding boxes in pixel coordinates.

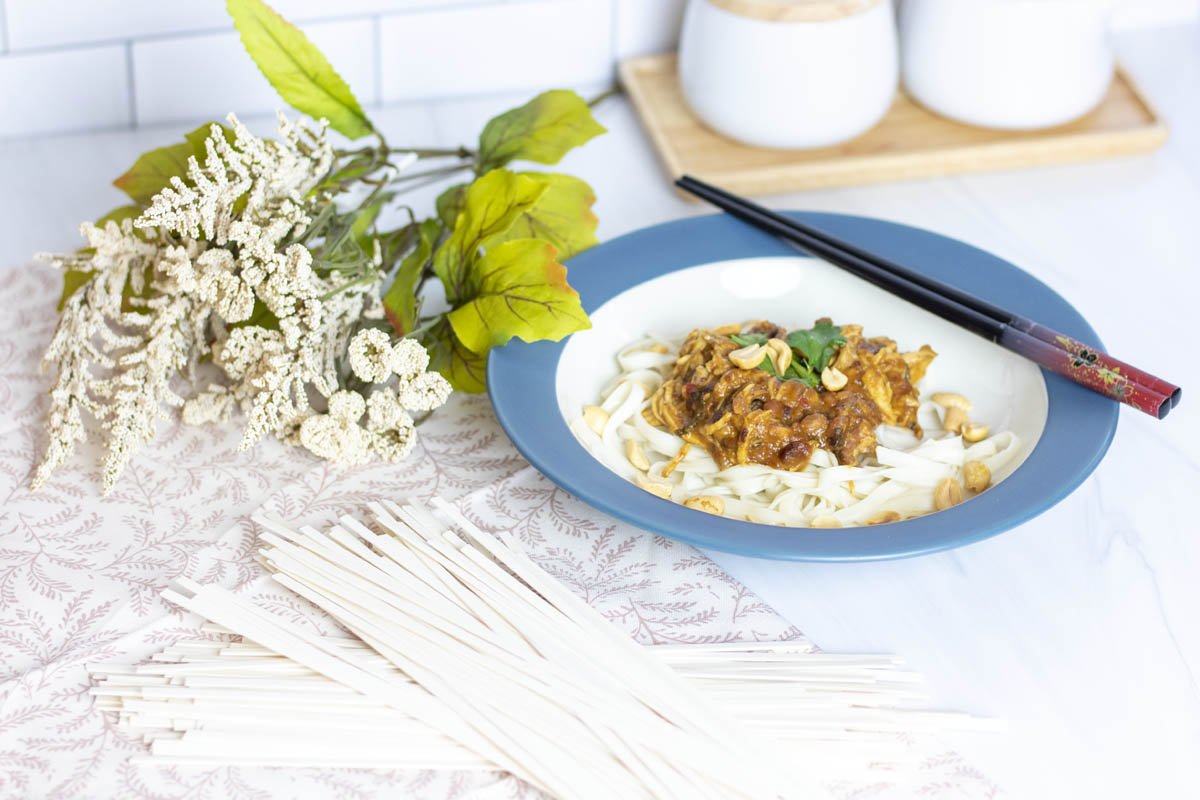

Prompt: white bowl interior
[556,256,1048,486]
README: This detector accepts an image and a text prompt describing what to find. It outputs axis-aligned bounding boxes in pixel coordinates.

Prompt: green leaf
[378,222,420,269]
[350,197,385,252]
[435,183,468,229]
[230,299,281,330]
[787,361,820,388]
[60,205,147,310]
[729,331,821,387]
[729,333,768,347]
[183,122,237,154]
[383,218,439,336]
[484,173,598,260]
[226,0,372,139]
[432,169,547,304]
[112,122,231,205]
[476,89,606,175]
[422,319,487,394]
[446,239,590,354]
[786,320,846,375]
[95,205,143,228]
[58,270,94,311]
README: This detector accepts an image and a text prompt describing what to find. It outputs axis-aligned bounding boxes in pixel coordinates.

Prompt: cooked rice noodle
[571,335,1022,527]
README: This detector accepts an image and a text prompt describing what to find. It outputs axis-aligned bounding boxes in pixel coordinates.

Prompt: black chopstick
[676,175,1181,419]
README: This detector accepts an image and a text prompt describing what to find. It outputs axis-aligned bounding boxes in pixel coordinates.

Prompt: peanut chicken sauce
[643,320,937,472]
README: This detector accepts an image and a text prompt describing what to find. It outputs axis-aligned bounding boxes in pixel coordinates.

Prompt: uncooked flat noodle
[90,499,999,798]
[571,334,1023,527]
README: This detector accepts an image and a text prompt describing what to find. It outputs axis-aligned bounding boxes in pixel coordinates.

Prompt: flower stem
[587,86,620,107]
[402,315,442,341]
[319,272,378,300]
[401,146,475,159]
[391,162,473,185]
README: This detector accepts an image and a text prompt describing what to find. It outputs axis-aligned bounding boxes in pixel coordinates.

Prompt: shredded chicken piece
[645,320,936,471]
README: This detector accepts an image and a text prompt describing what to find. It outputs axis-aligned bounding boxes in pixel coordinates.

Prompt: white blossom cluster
[35,113,450,493]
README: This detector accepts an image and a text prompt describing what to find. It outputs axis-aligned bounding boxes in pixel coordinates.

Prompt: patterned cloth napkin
[0,268,1000,799]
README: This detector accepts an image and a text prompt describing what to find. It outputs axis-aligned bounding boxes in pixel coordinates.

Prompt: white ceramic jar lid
[706,0,883,23]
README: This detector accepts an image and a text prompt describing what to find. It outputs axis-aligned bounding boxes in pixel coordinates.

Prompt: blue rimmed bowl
[488,213,1117,561]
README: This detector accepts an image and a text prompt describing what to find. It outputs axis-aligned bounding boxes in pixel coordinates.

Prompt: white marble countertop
[3,20,1197,800]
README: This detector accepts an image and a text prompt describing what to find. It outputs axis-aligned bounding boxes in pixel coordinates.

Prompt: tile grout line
[372,14,382,108]
[609,0,619,74]
[124,40,137,129]
[0,75,612,144]
[0,0,512,57]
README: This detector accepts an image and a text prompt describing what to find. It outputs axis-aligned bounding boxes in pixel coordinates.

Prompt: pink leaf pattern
[0,269,1002,799]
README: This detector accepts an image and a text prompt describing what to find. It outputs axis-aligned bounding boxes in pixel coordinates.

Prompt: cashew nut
[635,474,673,499]
[729,343,768,370]
[962,422,990,442]
[683,495,725,516]
[821,365,848,391]
[765,338,792,375]
[625,440,650,471]
[934,477,964,510]
[963,460,991,493]
[810,515,842,528]
[866,510,902,526]
[931,392,973,412]
[942,406,968,434]
[582,405,608,436]
[711,323,741,337]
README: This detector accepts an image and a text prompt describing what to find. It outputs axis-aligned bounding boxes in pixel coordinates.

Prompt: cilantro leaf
[787,361,820,389]
[729,331,823,386]
[786,321,846,375]
[729,333,768,347]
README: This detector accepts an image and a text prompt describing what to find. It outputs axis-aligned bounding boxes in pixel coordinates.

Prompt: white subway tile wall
[0,0,1196,139]
[5,1,228,50]
[0,44,130,137]
[379,0,612,103]
[132,18,377,126]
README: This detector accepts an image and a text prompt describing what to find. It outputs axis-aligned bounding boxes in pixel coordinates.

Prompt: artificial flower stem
[399,146,475,159]
[389,162,474,186]
[402,316,442,341]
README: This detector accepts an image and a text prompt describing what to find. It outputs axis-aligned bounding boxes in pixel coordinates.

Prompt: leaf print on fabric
[0,267,1004,799]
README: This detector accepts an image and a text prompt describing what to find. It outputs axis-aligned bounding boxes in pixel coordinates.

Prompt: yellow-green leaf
[476,90,606,175]
[446,239,589,353]
[383,218,439,336]
[350,197,385,252]
[485,172,598,260]
[422,319,487,394]
[432,169,547,304]
[183,122,236,154]
[95,205,144,228]
[60,205,145,310]
[112,122,230,205]
[58,270,94,311]
[227,0,372,140]
[435,182,468,229]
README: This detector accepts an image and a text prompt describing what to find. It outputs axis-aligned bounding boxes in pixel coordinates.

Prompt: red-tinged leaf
[112,123,232,206]
[383,218,439,336]
[446,239,589,353]
[422,319,487,393]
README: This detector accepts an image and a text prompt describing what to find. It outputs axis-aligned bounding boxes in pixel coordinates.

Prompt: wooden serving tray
[618,53,1168,198]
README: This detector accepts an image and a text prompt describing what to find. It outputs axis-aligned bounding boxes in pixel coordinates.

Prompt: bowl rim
[487,211,1118,561]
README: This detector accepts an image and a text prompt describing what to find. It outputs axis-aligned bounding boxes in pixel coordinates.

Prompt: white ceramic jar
[677,0,898,149]
[899,0,1115,130]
